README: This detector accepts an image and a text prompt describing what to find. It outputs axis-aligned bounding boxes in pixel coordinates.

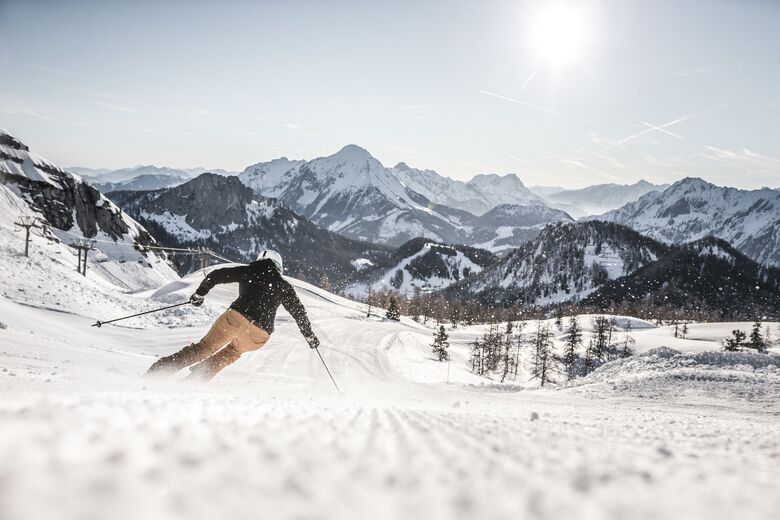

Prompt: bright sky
[1,0,778,189]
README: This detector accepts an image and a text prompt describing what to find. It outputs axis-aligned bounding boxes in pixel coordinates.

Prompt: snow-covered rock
[0,128,178,290]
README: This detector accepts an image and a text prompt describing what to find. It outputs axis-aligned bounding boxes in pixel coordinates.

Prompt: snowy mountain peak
[670,177,715,192]
[468,173,547,208]
[333,143,373,160]
[470,172,525,187]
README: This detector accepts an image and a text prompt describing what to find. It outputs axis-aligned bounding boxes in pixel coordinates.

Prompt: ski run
[1,225,779,520]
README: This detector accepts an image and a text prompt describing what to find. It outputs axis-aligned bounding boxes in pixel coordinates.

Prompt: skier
[146,250,320,380]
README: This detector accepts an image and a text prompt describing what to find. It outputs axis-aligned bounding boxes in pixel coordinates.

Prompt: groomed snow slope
[1,261,779,520]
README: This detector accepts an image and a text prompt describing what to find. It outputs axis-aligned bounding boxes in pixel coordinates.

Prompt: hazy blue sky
[1,0,778,188]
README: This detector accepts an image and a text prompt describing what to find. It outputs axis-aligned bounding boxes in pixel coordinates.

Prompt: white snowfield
[1,256,779,520]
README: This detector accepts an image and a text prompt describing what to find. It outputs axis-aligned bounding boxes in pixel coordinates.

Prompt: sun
[529,3,594,69]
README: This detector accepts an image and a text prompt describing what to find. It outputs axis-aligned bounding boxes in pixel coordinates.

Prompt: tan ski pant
[147,308,270,380]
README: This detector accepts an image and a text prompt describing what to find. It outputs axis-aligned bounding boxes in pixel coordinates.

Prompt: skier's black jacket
[195,259,313,337]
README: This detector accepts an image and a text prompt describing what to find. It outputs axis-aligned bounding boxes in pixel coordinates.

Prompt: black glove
[305,335,320,349]
[190,293,204,307]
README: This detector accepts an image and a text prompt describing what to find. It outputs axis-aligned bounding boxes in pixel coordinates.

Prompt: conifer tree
[554,308,564,330]
[562,316,582,380]
[749,319,766,353]
[431,325,450,361]
[591,316,616,361]
[723,329,746,351]
[531,322,555,386]
[584,338,596,375]
[499,321,517,382]
[386,296,401,321]
[620,322,635,358]
[470,338,483,374]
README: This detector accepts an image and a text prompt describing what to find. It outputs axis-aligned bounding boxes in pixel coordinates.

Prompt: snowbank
[563,347,780,403]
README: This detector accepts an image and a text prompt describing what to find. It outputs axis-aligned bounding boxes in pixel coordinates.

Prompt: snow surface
[1,250,779,519]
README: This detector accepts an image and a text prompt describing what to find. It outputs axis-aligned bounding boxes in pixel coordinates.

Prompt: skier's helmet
[257,250,283,274]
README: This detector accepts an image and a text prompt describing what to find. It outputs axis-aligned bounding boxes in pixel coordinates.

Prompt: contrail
[642,122,686,141]
[560,158,621,181]
[478,89,577,119]
[608,102,732,149]
[520,71,536,91]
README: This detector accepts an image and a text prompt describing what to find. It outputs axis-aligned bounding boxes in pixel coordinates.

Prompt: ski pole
[314,347,341,393]
[91,301,191,328]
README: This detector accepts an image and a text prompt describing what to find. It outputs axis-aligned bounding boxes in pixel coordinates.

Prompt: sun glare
[530,3,594,69]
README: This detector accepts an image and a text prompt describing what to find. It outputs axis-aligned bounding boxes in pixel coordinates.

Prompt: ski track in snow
[1,267,779,519]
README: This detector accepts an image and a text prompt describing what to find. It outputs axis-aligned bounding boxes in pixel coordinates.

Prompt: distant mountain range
[69,147,672,250]
[76,145,779,270]
[239,145,571,249]
[445,220,780,318]
[71,164,238,181]
[532,180,669,217]
[7,129,780,315]
[596,177,780,267]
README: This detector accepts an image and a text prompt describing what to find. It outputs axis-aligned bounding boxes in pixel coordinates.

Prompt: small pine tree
[591,316,617,362]
[431,325,450,362]
[749,319,766,353]
[499,321,517,382]
[531,322,555,386]
[386,296,401,321]
[584,338,596,375]
[723,329,746,352]
[470,338,483,374]
[562,316,582,380]
[554,307,564,330]
[620,322,635,358]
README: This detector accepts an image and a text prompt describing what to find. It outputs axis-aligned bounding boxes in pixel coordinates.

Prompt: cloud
[284,123,300,130]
